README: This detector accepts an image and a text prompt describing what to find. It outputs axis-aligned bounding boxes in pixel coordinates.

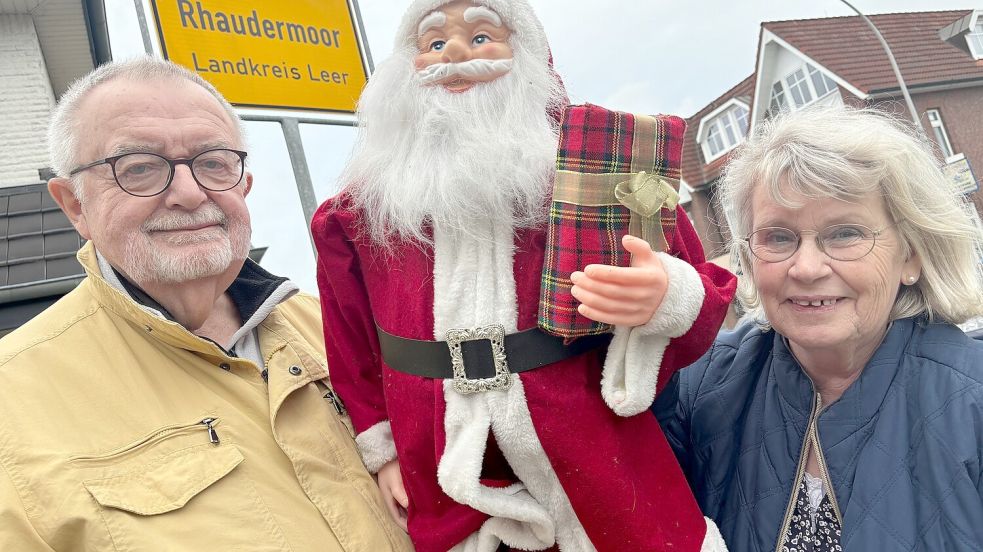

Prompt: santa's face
[414,0,513,93]
[342,0,565,246]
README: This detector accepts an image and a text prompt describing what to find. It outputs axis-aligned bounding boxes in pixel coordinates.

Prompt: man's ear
[48,177,91,240]
[242,172,253,198]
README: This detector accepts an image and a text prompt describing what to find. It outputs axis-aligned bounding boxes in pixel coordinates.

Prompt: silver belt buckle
[446,324,512,394]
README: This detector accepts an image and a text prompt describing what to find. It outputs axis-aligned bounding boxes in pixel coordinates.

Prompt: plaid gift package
[538,104,686,338]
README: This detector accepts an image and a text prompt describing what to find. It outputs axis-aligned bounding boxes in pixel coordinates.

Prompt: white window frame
[734,104,749,136]
[706,123,726,157]
[767,81,788,118]
[968,22,983,59]
[766,63,838,119]
[699,103,751,162]
[807,64,837,98]
[785,68,814,108]
[926,109,957,161]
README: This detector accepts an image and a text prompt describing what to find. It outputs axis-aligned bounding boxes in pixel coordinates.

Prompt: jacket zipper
[775,394,843,550]
[809,408,842,523]
[70,417,221,461]
[200,417,221,444]
[323,388,346,416]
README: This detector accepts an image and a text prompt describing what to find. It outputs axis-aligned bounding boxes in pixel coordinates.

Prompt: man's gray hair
[720,105,983,325]
[47,57,244,185]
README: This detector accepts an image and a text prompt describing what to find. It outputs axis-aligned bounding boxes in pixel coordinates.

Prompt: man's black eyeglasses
[68,149,248,197]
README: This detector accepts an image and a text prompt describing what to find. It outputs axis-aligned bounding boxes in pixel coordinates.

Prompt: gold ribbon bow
[615,171,679,251]
[553,169,680,252]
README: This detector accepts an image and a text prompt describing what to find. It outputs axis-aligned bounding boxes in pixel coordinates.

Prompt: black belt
[376,324,611,393]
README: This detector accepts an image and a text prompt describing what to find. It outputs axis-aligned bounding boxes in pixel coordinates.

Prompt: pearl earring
[907,275,916,284]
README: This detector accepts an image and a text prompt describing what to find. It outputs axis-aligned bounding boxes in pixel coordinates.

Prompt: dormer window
[969,21,983,58]
[766,63,838,118]
[938,10,983,60]
[808,64,837,97]
[769,81,788,116]
[700,103,750,161]
[785,68,813,108]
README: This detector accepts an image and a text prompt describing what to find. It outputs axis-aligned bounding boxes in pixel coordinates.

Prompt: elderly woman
[654,106,983,551]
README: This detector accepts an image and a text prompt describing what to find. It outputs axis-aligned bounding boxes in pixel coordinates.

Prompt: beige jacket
[0,243,412,551]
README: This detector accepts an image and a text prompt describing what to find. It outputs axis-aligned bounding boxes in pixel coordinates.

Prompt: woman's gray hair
[720,105,983,325]
[47,56,244,191]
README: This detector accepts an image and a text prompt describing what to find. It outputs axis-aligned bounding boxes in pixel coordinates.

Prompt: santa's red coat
[312,195,736,551]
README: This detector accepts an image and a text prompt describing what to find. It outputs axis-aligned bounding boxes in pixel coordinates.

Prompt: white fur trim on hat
[395,0,549,63]
[355,420,397,474]
[601,252,705,416]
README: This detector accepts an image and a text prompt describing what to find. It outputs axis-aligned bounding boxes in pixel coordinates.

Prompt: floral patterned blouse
[781,472,842,552]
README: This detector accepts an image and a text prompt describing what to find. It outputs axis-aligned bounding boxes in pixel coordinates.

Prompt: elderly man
[312,1,735,551]
[0,58,411,551]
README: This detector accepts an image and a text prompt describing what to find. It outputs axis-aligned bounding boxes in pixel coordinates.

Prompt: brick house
[685,9,983,259]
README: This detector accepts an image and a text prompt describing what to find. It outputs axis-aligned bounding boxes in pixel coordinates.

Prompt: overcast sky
[106,0,977,293]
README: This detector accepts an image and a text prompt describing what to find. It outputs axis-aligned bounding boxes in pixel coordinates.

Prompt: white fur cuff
[600,252,706,416]
[355,420,397,474]
[702,517,729,551]
[638,252,705,338]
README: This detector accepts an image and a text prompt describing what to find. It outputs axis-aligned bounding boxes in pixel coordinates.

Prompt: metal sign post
[281,118,318,247]
[132,0,156,54]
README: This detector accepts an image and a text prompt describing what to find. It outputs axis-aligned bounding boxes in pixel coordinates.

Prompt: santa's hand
[570,235,668,327]
[377,458,409,532]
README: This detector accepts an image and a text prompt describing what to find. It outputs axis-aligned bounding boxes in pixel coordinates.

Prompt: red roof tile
[763,10,981,94]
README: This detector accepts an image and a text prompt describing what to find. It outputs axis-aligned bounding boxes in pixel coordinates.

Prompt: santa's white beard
[342,43,566,246]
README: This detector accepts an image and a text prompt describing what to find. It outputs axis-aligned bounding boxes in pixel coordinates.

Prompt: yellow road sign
[150,0,370,113]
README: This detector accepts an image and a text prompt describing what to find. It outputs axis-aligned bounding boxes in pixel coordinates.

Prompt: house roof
[685,9,982,188]
[681,74,755,189]
[0,183,86,294]
[762,10,982,95]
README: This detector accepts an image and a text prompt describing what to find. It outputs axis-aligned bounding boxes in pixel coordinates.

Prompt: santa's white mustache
[416,58,513,85]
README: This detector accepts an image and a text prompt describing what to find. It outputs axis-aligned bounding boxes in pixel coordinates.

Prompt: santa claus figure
[312,1,735,550]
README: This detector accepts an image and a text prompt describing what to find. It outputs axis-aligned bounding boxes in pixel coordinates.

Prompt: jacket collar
[770,318,916,436]
[77,242,298,355]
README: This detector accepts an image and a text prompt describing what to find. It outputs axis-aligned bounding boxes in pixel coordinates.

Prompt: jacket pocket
[82,445,243,515]
[71,419,290,551]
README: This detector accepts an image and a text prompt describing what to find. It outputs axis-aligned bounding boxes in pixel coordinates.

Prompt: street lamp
[838,0,926,135]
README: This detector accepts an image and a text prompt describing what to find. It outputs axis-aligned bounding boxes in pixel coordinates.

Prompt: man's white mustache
[143,203,227,232]
[417,58,513,85]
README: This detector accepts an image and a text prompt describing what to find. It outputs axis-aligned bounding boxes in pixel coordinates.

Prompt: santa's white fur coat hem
[601,252,705,416]
[355,420,397,474]
[433,221,593,552]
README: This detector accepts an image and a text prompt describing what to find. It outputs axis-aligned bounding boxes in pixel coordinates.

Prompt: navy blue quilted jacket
[653,317,983,551]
